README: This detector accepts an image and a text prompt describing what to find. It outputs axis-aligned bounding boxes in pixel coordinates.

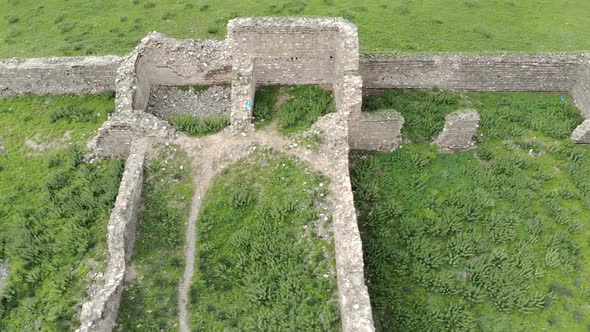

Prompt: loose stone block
[348,112,404,152]
[572,119,590,143]
[434,109,480,152]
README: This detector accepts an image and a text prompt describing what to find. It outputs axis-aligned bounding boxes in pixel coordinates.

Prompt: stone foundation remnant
[434,110,480,152]
[78,142,147,332]
[348,112,404,152]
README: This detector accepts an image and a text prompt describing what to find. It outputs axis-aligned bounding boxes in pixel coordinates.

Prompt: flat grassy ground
[352,90,590,331]
[116,144,193,331]
[253,85,335,134]
[1,0,590,57]
[190,150,339,330]
[0,94,123,330]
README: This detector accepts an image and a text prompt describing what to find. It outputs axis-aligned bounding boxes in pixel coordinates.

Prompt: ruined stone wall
[360,53,586,92]
[112,32,231,112]
[78,142,146,332]
[137,33,231,87]
[0,56,121,96]
[572,55,590,118]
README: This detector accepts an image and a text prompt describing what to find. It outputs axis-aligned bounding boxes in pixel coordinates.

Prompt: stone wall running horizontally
[78,141,147,332]
[0,56,121,96]
[360,53,586,92]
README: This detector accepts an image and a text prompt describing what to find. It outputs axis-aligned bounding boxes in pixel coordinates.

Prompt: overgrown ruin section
[3,15,590,332]
[0,56,120,96]
[433,109,480,152]
[92,32,232,157]
[78,142,146,332]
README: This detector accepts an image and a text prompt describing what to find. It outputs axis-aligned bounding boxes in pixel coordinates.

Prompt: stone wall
[330,73,375,332]
[360,53,587,92]
[108,32,232,114]
[0,56,121,96]
[90,111,174,158]
[78,141,147,332]
[228,17,340,86]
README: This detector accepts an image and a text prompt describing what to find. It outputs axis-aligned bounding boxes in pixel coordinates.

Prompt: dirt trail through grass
[175,122,332,331]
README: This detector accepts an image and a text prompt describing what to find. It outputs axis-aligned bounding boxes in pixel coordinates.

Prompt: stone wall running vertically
[78,142,147,332]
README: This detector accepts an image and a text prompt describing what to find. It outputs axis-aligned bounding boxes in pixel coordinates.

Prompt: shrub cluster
[169,114,229,136]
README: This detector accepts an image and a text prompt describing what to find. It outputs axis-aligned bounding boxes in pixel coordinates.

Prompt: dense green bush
[190,150,339,330]
[169,114,229,136]
[352,91,590,330]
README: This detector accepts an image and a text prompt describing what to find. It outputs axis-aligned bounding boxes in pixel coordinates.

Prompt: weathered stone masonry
[78,141,146,332]
[0,56,121,96]
[360,53,585,92]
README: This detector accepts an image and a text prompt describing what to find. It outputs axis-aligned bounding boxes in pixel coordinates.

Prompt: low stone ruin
[348,111,404,151]
[433,109,480,152]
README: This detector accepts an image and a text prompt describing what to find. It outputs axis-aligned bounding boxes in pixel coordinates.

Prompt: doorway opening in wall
[252,85,335,135]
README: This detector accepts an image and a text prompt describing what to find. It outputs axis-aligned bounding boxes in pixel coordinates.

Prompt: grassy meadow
[1,0,590,57]
[0,93,123,330]
[352,90,590,331]
[190,150,339,330]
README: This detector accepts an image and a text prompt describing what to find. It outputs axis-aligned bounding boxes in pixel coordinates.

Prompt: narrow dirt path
[174,125,332,331]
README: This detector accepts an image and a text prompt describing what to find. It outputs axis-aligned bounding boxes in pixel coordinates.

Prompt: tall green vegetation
[169,114,229,136]
[2,0,590,57]
[0,93,122,330]
[116,144,193,331]
[190,150,339,330]
[253,85,335,134]
[351,91,590,331]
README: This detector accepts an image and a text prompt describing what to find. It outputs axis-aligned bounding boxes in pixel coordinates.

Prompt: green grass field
[116,144,193,331]
[190,150,339,330]
[0,93,123,330]
[352,90,590,331]
[1,0,589,58]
